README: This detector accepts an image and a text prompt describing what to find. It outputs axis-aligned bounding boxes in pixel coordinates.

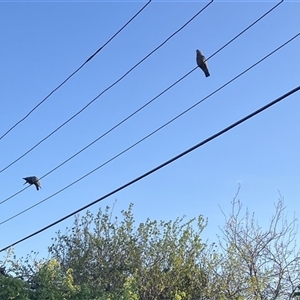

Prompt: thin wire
[1,85,299,253]
[1,31,298,217]
[0,0,152,141]
[0,1,213,174]
[205,0,283,61]
[0,0,283,202]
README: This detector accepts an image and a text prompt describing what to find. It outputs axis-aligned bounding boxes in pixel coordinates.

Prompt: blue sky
[0,1,299,260]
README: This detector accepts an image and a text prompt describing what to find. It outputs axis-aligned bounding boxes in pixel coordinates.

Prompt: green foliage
[0,274,30,300]
[1,203,212,299]
[1,196,300,299]
[48,203,210,299]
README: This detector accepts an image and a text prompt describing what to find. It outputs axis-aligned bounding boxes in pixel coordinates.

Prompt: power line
[0,0,284,206]
[205,0,283,61]
[0,0,152,141]
[1,85,299,253]
[1,28,297,208]
[0,1,213,174]
[1,31,298,221]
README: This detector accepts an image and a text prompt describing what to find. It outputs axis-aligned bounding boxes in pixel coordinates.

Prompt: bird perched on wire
[23,176,41,190]
[196,49,210,77]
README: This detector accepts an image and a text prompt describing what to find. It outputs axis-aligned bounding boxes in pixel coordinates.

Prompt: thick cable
[0,31,298,223]
[0,31,298,208]
[0,1,284,205]
[1,85,299,253]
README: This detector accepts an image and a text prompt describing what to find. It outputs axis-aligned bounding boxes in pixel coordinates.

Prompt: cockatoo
[196,49,210,77]
[23,176,41,190]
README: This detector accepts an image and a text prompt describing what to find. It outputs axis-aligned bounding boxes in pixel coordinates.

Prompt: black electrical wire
[0,1,213,174]
[1,31,298,220]
[205,0,283,61]
[0,0,152,141]
[0,0,284,206]
[1,85,299,253]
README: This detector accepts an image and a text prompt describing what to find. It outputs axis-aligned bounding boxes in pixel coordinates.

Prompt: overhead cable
[0,0,152,141]
[1,84,299,253]
[0,0,283,200]
[0,1,213,174]
[1,31,298,221]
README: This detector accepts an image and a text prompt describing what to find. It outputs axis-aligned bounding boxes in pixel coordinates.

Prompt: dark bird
[196,49,210,77]
[23,176,41,190]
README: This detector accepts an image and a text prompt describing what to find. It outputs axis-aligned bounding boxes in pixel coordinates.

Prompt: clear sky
[0,1,299,261]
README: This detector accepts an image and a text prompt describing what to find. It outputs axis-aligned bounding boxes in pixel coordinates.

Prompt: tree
[216,190,300,299]
[2,193,300,299]
[48,203,213,299]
